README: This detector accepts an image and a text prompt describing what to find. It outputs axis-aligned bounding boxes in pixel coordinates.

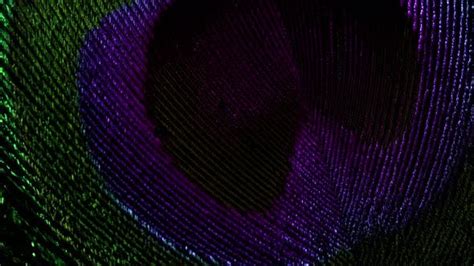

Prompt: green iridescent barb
[2,1,196,264]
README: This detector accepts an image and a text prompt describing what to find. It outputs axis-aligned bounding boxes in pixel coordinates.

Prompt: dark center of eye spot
[144,0,301,212]
[275,0,421,144]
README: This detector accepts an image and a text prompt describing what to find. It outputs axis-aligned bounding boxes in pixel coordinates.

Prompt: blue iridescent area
[77,0,471,263]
